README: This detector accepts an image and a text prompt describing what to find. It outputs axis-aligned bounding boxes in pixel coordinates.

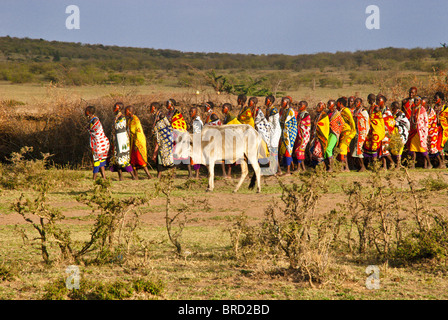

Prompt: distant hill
[0,36,447,87]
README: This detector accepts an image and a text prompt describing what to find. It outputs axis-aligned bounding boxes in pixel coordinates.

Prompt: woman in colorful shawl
[279,96,298,175]
[390,101,410,168]
[237,94,255,128]
[435,92,448,168]
[326,100,344,172]
[250,97,270,159]
[151,103,174,179]
[187,106,203,179]
[425,97,443,168]
[222,103,241,125]
[293,101,311,171]
[407,96,431,168]
[125,105,152,179]
[402,87,418,120]
[110,102,135,181]
[85,106,110,180]
[350,98,370,171]
[204,101,222,126]
[363,94,386,162]
[309,102,330,166]
[336,97,356,172]
[377,95,396,170]
[265,95,282,175]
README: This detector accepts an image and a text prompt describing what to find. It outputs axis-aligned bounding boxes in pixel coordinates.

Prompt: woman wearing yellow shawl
[309,102,330,166]
[125,105,152,179]
[237,94,255,127]
[435,91,448,168]
[337,97,356,172]
[363,94,386,162]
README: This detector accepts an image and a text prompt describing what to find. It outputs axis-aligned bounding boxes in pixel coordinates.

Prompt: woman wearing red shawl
[435,91,448,168]
[425,97,444,168]
[407,96,431,168]
[293,101,311,171]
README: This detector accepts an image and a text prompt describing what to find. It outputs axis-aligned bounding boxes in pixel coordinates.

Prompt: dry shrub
[229,164,345,286]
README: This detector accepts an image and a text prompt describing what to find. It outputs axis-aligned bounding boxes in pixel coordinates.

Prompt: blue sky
[0,0,446,55]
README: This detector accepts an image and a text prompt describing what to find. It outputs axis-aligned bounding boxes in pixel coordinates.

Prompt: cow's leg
[252,161,262,193]
[248,153,262,193]
[207,161,215,192]
[233,159,248,193]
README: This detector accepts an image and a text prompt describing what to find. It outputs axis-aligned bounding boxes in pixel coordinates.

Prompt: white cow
[179,124,267,193]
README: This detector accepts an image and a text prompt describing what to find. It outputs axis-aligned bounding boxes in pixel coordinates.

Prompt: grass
[1,166,448,300]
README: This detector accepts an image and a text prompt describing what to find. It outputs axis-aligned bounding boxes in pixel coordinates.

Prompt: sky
[0,0,447,55]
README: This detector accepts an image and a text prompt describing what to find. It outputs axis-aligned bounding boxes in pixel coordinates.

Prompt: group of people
[85,103,153,180]
[85,86,448,181]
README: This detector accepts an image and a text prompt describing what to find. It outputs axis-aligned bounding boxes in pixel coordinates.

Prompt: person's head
[376,94,387,107]
[113,102,124,115]
[316,102,326,113]
[265,95,275,106]
[189,106,198,119]
[421,97,429,107]
[409,87,418,99]
[298,100,308,112]
[204,101,215,113]
[348,96,355,108]
[125,105,134,118]
[354,98,363,109]
[149,102,160,114]
[166,99,176,111]
[85,105,95,118]
[281,96,291,108]
[248,97,258,108]
[237,94,247,106]
[414,96,422,107]
[434,91,445,104]
[222,103,231,114]
[367,93,376,105]
[327,99,336,112]
[336,97,347,110]
[390,101,400,114]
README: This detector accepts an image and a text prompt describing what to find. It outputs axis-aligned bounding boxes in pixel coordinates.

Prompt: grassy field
[1,80,448,301]
[1,163,448,300]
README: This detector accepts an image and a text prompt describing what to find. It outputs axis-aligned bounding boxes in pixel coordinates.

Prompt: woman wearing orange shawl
[309,102,330,166]
[425,97,443,168]
[125,105,152,179]
[435,92,448,168]
[407,96,431,168]
[363,94,386,161]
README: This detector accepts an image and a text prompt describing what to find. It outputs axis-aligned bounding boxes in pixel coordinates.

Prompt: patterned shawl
[279,107,298,157]
[111,114,131,168]
[154,114,174,167]
[364,106,386,154]
[407,105,428,151]
[237,106,255,127]
[438,104,448,150]
[254,108,271,145]
[88,116,110,162]
[328,110,344,140]
[267,106,281,150]
[310,111,330,161]
[128,115,148,163]
[353,108,370,156]
[294,111,311,159]
[427,107,439,154]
